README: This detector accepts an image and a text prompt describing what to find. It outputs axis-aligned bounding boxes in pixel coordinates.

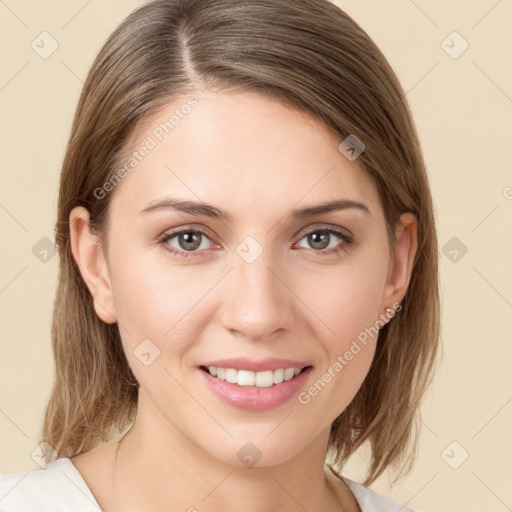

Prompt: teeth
[206,366,304,387]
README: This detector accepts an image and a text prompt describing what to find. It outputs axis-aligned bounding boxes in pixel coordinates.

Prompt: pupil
[180,232,201,250]
[309,231,329,250]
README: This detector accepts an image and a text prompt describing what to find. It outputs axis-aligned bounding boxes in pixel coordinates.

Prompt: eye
[158,228,217,258]
[158,225,354,259]
[294,227,353,254]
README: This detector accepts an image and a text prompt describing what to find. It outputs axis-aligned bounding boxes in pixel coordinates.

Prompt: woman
[0,0,440,510]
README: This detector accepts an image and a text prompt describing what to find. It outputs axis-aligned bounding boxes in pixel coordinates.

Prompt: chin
[202,434,303,469]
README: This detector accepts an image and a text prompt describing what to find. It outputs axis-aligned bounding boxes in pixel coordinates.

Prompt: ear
[380,212,418,317]
[69,206,117,324]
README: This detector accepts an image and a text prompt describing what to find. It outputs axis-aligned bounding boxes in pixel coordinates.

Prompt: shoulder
[341,476,416,512]
[0,458,101,511]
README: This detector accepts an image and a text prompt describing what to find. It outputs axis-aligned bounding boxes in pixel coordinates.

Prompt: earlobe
[69,206,117,324]
[381,212,418,313]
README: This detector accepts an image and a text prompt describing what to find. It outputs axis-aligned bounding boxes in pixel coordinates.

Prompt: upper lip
[200,358,312,372]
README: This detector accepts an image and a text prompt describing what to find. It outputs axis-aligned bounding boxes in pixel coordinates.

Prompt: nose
[219,247,295,341]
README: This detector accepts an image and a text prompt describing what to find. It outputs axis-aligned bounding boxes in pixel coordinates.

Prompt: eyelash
[157,226,354,259]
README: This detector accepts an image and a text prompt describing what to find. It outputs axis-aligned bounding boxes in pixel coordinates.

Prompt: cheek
[297,253,387,347]
[292,253,386,406]
[108,246,216,353]
[108,257,219,396]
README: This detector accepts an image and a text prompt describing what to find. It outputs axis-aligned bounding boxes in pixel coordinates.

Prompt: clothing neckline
[325,462,365,510]
[60,457,102,508]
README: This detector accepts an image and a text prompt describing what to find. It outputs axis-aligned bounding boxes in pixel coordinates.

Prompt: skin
[69,90,417,512]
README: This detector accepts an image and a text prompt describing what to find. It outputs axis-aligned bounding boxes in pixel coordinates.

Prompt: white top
[0,458,415,511]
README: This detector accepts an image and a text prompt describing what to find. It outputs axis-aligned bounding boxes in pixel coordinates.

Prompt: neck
[108,392,358,512]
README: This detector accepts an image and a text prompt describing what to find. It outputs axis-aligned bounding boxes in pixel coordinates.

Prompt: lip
[199,357,311,372]
[197,365,314,411]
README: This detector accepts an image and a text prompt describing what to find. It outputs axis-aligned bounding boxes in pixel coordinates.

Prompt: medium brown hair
[41,0,441,486]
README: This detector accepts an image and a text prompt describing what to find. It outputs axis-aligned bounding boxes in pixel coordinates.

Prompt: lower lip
[198,366,313,411]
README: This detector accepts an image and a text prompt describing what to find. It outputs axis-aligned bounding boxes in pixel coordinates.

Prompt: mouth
[199,365,313,388]
[197,363,314,411]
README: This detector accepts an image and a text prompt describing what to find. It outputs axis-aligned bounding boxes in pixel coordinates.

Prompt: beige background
[1,1,511,511]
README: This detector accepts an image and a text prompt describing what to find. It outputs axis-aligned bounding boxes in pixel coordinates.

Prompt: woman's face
[74,90,414,467]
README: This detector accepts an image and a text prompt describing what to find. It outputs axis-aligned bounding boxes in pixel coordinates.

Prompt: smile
[201,366,309,388]
[198,365,314,411]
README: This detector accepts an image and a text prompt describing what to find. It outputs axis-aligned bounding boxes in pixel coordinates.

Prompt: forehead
[108,90,382,220]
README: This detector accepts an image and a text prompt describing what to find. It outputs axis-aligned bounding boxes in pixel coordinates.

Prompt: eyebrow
[140,197,370,222]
